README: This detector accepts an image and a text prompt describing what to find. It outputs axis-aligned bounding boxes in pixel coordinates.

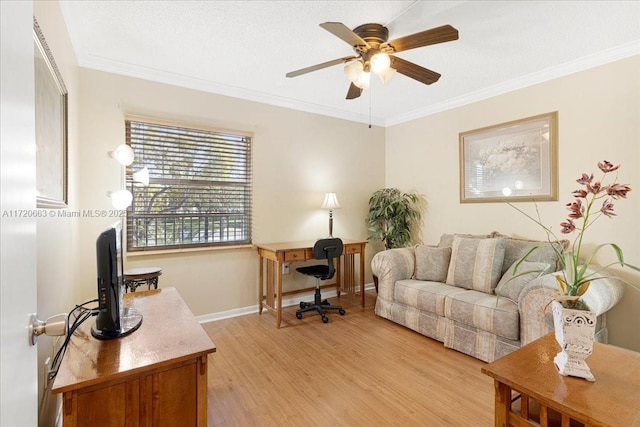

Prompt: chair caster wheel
[322,316,329,323]
[299,302,306,309]
[296,312,303,319]
[339,309,346,315]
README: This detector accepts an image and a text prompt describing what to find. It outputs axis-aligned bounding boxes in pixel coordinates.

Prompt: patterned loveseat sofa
[371,232,624,363]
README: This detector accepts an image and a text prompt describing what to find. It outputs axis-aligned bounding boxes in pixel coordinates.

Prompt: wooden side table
[481,333,640,426]
[124,266,162,292]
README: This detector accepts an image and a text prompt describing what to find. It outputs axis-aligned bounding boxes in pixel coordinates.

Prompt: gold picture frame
[459,112,558,203]
[34,17,68,208]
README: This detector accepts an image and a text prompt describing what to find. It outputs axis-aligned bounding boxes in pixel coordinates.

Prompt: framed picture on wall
[34,17,68,208]
[459,112,558,203]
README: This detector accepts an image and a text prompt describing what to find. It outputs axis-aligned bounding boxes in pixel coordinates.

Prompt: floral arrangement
[509,160,639,308]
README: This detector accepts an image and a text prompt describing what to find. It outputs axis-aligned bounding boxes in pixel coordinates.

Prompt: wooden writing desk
[255,238,367,328]
[52,288,216,426]
[481,333,640,427]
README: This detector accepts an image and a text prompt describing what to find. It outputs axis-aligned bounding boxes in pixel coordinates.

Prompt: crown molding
[78,41,639,129]
[385,41,640,127]
[78,55,387,127]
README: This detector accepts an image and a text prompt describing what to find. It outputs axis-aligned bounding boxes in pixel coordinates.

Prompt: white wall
[76,69,385,317]
[385,56,640,351]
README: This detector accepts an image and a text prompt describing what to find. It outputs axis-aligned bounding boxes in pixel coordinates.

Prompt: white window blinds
[125,118,252,251]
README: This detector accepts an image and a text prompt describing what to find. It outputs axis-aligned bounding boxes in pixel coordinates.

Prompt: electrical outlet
[282,263,290,275]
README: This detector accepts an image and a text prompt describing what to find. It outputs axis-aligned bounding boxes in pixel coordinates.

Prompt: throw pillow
[437,232,494,248]
[496,260,552,301]
[414,245,452,282]
[493,233,568,275]
[445,236,506,293]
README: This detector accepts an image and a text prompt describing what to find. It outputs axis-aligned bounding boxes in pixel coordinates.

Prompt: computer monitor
[91,221,142,339]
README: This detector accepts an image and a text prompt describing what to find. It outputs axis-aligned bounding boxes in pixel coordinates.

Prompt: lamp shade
[344,61,363,83]
[109,144,135,166]
[132,167,150,186]
[370,52,391,74]
[321,193,341,210]
[107,189,133,209]
[377,66,397,84]
[344,61,370,89]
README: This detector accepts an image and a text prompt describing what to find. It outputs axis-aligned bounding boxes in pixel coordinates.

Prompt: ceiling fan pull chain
[368,83,372,129]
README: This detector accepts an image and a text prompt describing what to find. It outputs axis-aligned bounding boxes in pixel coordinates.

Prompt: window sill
[126,244,254,257]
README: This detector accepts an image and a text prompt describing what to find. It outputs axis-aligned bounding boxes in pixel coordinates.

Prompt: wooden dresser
[52,288,216,426]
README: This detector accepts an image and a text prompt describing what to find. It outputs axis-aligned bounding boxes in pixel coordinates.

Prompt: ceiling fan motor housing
[353,23,389,48]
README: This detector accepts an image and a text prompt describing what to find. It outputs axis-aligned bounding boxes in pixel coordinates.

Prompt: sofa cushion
[495,234,568,275]
[414,245,451,282]
[437,232,493,248]
[444,289,520,341]
[445,236,506,293]
[443,319,521,363]
[394,279,466,317]
[495,260,553,302]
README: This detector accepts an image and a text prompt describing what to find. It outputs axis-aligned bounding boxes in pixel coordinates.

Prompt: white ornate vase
[551,300,597,381]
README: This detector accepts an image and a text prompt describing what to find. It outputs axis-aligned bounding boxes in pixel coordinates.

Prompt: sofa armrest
[371,247,415,301]
[518,271,625,345]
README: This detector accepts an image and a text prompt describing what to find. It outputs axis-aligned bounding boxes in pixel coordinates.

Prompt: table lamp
[321,192,341,237]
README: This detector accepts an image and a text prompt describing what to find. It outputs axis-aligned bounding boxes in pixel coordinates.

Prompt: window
[125,117,252,251]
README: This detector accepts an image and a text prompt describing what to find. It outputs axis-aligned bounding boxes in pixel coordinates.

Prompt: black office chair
[295,238,346,323]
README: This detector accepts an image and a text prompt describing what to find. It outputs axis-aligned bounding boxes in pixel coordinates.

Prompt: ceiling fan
[286,22,459,100]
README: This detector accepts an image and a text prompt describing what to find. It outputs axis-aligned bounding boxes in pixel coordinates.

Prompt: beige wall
[33,1,80,425]
[385,56,640,351]
[76,69,385,317]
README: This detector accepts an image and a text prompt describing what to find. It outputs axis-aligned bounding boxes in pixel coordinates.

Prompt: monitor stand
[91,307,143,340]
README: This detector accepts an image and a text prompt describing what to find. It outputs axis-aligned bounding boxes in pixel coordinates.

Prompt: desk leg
[359,247,365,307]
[258,255,264,314]
[336,256,342,297]
[265,260,275,315]
[276,261,283,328]
[344,254,354,297]
[342,253,365,307]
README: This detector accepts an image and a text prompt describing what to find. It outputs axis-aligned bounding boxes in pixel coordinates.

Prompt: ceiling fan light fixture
[286,21,459,100]
[354,70,370,89]
[377,66,397,84]
[344,60,370,89]
[344,60,363,83]
[370,52,390,74]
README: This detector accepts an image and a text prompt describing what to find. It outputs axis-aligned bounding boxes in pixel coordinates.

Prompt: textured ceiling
[59,1,640,127]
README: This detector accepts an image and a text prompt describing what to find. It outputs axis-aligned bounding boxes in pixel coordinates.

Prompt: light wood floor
[202,292,495,426]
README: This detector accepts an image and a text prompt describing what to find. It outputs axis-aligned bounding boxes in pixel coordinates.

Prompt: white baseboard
[197,283,375,324]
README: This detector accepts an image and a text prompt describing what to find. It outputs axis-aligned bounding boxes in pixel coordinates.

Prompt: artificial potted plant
[499,160,639,381]
[366,188,425,292]
[366,188,425,250]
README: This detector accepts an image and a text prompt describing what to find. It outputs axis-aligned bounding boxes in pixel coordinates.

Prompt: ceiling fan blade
[390,56,441,85]
[286,56,357,78]
[320,22,369,48]
[381,24,458,53]
[346,82,362,100]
